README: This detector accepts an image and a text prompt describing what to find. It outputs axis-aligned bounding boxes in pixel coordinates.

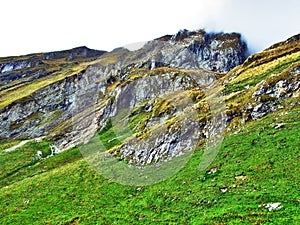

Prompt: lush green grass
[0,140,82,188]
[0,106,299,224]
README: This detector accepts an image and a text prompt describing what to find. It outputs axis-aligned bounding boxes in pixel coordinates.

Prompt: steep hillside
[0,107,299,224]
[0,31,299,224]
[0,29,247,151]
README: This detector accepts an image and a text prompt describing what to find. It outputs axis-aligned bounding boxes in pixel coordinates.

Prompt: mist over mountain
[0,0,299,57]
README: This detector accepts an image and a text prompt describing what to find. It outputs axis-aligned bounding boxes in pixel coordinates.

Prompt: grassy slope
[0,37,299,224]
[0,105,299,224]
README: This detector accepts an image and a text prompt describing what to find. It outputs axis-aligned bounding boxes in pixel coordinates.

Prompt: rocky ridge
[0,30,299,167]
[140,29,248,72]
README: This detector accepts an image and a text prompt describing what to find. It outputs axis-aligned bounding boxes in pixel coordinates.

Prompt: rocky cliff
[137,29,248,72]
[0,30,299,167]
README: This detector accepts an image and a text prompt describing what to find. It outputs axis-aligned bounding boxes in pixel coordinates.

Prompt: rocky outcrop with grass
[0,30,299,166]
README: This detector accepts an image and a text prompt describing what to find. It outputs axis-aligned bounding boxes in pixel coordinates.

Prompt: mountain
[0,30,299,224]
[0,29,248,151]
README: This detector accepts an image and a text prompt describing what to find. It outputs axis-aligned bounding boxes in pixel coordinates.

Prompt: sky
[0,0,299,57]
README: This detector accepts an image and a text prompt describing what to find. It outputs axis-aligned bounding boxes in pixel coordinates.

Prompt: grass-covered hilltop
[0,30,299,224]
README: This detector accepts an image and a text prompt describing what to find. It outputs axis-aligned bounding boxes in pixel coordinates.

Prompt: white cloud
[0,0,299,56]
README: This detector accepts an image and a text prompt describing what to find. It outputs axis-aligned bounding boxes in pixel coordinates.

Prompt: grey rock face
[0,57,44,74]
[0,65,111,143]
[248,78,300,120]
[0,29,247,154]
[119,116,199,166]
[134,29,248,73]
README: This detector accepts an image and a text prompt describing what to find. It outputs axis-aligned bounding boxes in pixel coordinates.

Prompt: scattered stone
[49,144,60,157]
[209,167,218,174]
[274,123,285,129]
[235,175,247,181]
[24,200,30,204]
[264,202,282,211]
[36,151,43,159]
[220,187,228,193]
[277,105,284,110]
